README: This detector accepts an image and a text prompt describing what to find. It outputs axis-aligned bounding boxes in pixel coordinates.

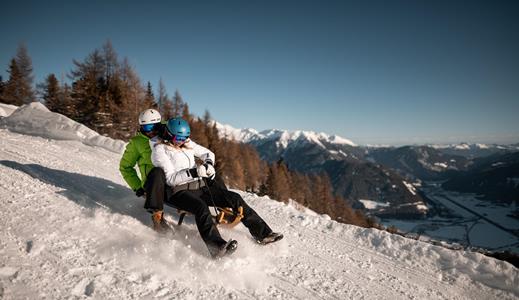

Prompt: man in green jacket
[119,108,170,232]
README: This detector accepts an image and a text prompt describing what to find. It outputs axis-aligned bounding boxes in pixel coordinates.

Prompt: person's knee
[148,167,165,180]
[146,168,166,189]
[191,197,210,215]
[228,191,246,206]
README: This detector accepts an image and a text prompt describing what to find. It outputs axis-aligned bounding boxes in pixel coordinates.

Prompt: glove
[204,162,216,179]
[196,164,208,178]
[135,188,145,198]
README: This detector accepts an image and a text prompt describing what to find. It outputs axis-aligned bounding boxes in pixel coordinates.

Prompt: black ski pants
[169,187,274,255]
[143,168,273,252]
[143,167,172,211]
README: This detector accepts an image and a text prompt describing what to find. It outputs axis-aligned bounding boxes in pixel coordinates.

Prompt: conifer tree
[182,103,191,121]
[275,159,292,202]
[0,76,5,103]
[222,142,246,189]
[172,89,184,117]
[162,99,174,120]
[14,43,36,104]
[68,41,145,139]
[207,122,223,159]
[301,174,314,207]
[3,59,23,105]
[242,145,263,192]
[289,172,308,206]
[58,82,75,119]
[263,160,290,202]
[188,117,202,141]
[98,41,122,136]
[41,74,60,112]
[157,79,167,114]
[157,79,175,119]
[263,164,277,198]
[37,74,75,118]
[70,49,105,131]
[118,58,145,138]
[142,81,156,109]
[194,111,211,146]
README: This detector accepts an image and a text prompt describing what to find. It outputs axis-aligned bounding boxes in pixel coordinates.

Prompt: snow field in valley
[0,103,518,299]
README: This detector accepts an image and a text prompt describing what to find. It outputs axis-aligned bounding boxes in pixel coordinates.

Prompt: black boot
[212,240,238,258]
[256,232,283,245]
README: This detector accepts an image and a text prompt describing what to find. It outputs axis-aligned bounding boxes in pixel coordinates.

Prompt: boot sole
[257,234,284,245]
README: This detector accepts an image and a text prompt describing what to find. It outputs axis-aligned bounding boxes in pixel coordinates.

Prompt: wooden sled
[175,206,244,228]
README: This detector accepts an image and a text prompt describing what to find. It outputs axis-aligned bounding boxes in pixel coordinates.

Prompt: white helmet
[138,109,161,125]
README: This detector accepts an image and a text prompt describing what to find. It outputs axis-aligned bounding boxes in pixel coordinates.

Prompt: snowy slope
[0,104,518,299]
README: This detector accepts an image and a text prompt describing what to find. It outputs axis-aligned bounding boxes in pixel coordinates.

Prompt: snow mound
[0,102,18,117]
[0,102,126,154]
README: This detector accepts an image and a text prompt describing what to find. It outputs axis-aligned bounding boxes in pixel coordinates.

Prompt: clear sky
[1,0,518,145]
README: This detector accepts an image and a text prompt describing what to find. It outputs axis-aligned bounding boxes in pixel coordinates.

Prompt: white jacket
[150,138,215,187]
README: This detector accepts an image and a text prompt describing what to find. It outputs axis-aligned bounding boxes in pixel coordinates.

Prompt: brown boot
[151,211,172,233]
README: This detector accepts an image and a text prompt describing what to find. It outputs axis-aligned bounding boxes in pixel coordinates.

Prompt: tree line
[0,42,374,228]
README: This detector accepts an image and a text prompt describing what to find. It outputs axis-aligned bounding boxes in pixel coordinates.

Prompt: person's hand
[197,164,208,178]
[135,188,145,198]
[204,162,216,179]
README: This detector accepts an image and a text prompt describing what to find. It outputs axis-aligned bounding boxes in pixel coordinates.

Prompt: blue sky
[1,0,518,145]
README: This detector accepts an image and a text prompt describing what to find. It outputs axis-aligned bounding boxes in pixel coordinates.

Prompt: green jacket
[119,132,154,191]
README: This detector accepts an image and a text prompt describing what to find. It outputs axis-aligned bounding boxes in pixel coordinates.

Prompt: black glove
[135,188,145,197]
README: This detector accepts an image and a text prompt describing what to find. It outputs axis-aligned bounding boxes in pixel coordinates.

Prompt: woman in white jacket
[150,118,283,258]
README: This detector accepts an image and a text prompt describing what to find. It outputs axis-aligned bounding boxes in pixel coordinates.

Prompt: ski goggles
[140,123,157,133]
[163,128,189,144]
[173,135,189,143]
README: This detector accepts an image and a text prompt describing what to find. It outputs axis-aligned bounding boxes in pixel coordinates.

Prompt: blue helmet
[166,118,190,142]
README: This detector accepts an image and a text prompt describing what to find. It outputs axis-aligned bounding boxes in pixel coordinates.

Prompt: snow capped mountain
[430,143,493,150]
[429,142,519,158]
[212,122,261,142]
[366,146,471,181]
[1,102,518,299]
[214,121,357,147]
[214,121,430,217]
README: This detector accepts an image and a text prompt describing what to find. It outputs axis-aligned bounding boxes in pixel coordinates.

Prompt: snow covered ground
[0,103,518,299]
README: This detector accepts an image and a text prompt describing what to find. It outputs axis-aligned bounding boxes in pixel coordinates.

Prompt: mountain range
[215,123,428,217]
[442,151,519,204]
[215,122,519,217]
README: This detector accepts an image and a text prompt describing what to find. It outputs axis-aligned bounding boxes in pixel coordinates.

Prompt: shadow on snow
[1,159,150,225]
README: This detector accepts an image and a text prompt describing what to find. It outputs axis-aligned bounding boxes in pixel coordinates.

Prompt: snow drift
[0,102,126,154]
[0,103,517,299]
